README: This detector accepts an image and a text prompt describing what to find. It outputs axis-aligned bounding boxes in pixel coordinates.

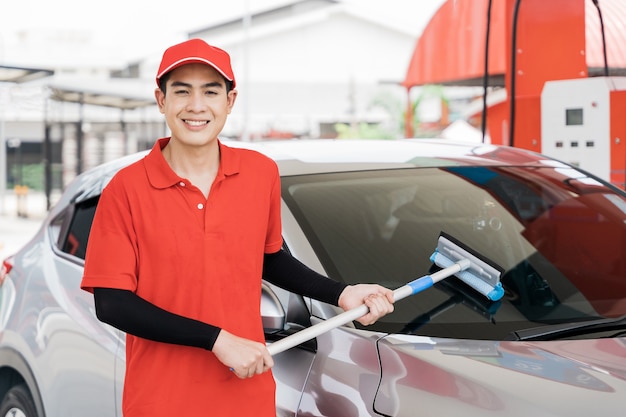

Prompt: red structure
[403,0,626,150]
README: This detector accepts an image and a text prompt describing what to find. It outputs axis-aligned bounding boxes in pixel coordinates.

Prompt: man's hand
[212,330,274,379]
[338,284,395,325]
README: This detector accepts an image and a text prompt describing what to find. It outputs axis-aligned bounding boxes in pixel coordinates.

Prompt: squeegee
[267,232,504,356]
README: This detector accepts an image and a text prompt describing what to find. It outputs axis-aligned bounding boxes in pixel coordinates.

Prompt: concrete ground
[0,191,49,261]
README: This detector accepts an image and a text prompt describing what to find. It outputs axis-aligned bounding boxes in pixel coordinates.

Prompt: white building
[144,0,427,139]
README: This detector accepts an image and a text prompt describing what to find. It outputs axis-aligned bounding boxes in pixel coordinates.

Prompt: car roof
[228,138,549,175]
[52,138,554,213]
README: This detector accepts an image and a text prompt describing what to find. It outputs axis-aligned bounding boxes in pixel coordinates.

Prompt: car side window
[53,196,100,260]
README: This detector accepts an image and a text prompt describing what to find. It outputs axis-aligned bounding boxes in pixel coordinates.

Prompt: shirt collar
[144,137,240,189]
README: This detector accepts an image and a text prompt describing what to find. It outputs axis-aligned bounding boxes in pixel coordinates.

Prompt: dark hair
[158,71,234,94]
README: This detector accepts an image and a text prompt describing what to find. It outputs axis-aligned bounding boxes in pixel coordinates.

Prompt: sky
[0,0,445,69]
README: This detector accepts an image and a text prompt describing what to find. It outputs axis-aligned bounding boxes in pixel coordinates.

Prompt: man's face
[155,63,237,147]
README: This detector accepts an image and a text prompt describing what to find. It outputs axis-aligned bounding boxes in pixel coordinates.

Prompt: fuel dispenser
[541,77,626,189]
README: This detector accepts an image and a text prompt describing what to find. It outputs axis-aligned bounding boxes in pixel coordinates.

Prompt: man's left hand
[338,284,395,325]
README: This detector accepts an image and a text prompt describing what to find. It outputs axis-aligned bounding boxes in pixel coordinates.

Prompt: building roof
[189,0,419,42]
[47,77,155,110]
[0,65,54,83]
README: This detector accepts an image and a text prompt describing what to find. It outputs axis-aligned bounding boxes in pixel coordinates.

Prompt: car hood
[374,335,626,416]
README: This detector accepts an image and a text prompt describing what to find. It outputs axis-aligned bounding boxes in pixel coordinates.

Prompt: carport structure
[403,0,626,147]
[1,66,158,210]
[0,65,54,84]
[43,79,157,209]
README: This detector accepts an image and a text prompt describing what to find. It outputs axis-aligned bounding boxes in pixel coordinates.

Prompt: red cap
[156,38,236,88]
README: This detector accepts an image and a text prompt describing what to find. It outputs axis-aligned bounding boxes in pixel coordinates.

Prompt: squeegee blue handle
[408,276,434,294]
[392,259,467,302]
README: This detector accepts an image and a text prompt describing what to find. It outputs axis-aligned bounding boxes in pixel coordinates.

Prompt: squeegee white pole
[267,260,470,356]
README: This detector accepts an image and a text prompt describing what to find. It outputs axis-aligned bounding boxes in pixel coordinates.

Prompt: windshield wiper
[505,315,626,341]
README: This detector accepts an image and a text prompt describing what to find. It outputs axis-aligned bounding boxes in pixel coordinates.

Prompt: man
[81,38,394,417]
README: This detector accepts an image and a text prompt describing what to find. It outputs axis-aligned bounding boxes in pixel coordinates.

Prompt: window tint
[58,197,99,260]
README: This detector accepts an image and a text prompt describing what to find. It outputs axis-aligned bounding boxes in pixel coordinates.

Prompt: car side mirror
[261,282,285,334]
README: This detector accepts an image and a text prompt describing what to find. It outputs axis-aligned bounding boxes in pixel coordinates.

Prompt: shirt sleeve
[81,175,139,293]
[264,160,284,254]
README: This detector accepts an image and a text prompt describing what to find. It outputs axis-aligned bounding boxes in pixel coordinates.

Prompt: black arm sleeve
[93,288,221,350]
[93,250,345,351]
[262,249,347,305]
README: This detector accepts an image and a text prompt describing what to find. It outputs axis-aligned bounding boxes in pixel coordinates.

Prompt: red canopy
[404,0,626,88]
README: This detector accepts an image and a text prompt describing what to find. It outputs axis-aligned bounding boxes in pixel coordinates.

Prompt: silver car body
[1,139,625,416]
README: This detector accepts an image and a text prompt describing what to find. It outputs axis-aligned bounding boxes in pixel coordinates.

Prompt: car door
[296,323,385,416]
[263,282,318,417]
[47,196,124,416]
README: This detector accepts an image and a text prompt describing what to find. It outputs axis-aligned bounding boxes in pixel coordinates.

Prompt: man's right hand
[212,329,274,379]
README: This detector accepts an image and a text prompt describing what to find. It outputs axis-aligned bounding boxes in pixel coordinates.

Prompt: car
[1,138,626,417]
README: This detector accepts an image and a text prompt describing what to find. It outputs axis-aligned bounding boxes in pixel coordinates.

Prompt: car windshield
[281,164,626,340]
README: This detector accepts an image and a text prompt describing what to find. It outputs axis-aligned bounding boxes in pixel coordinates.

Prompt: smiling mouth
[184,120,209,126]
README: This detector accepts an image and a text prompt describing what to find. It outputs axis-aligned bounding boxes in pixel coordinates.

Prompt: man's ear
[227,89,238,114]
[154,88,165,113]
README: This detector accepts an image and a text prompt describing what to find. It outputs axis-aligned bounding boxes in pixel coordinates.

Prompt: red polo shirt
[82,138,283,416]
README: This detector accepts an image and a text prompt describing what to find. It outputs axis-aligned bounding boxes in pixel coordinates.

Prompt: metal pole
[43,91,52,210]
[0,115,6,215]
[44,123,52,210]
[76,93,84,175]
[0,85,7,215]
[121,108,127,155]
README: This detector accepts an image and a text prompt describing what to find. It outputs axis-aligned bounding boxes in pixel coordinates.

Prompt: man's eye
[174,89,189,95]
